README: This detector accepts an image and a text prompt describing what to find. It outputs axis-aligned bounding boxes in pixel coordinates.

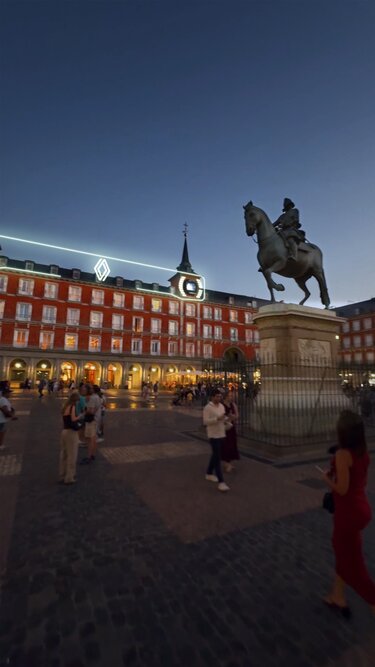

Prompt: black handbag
[84,412,94,423]
[322,491,334,514]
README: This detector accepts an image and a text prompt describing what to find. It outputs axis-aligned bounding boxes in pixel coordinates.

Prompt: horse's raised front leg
[295,277,311,306]
[261,261,286,296]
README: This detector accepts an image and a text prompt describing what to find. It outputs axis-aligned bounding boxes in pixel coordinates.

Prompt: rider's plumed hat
[283,198,295,210]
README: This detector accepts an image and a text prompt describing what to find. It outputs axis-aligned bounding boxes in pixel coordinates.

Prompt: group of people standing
[59,383,106,484]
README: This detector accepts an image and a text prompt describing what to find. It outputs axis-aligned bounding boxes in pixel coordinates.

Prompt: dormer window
[152,283,159,291]
[115,276,123,288]
[50,265,59,275]
[0,257,7,267]
[228,296,234,305]
[25,261,34,271]
[72,269,80,280]
[135,280,142,289]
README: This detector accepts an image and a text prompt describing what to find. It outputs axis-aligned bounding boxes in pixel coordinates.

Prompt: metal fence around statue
[208,358,375,453]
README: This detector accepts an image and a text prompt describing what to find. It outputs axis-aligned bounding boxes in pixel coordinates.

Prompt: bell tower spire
[176,223,195,274]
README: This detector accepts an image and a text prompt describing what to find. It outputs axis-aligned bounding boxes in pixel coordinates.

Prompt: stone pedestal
[251,303,350,448]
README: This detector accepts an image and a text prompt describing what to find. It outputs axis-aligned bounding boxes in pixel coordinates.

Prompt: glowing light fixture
[150,367,157,372]
[132,366,138,372]
[15,362,22,368]
[41,363,47,369]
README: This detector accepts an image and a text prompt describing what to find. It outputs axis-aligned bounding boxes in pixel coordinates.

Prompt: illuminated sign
[94,258,110,282]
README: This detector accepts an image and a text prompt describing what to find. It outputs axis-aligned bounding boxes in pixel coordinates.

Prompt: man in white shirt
[203,389,230,492]
[0,384,17,451]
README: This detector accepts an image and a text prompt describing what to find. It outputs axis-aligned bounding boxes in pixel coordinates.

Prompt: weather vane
[183,222,188,238]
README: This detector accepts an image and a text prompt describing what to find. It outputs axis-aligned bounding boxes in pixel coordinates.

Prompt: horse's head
[243,200,258,236]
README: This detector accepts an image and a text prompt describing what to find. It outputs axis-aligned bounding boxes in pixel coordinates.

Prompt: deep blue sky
[1,0,374,307]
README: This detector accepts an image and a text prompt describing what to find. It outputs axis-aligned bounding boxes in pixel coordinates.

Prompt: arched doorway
[128,364,141,390]
[83,362,101,385]
[147,365,160,385]
[165,365,178,388]
[181,366,196,385]
[9,358,27,386]
[60,361,77,383]
[35,359,52,383]
[106,363,121,388]
[223,347,246,365]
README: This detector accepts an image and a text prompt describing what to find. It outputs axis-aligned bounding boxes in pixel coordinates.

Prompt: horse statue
[243,201,330,308]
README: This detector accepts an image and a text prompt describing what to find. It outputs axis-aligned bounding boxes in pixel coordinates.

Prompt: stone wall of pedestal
[252,303,350,446]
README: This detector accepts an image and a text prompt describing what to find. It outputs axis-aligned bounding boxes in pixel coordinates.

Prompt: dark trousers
[207,438,225,483]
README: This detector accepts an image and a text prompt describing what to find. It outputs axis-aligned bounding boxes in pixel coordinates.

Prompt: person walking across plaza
[322,410,375,616]
[0,383,17,451]
[59,390,84,484]
[80,383,101,464]
[203,389,230,492]
[221,389,240,473]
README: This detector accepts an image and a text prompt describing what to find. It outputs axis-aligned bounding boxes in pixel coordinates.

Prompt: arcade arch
[127,363,142,390]
[9,358,27,386]
[35,359,52,383]
[60,361,77,383]
[83,362,101,385]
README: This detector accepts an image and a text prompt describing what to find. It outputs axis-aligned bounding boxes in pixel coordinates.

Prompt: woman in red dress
[322,410,375,616]
[221,390,240,473]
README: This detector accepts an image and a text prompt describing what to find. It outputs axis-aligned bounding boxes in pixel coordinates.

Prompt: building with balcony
[0,238,269,388]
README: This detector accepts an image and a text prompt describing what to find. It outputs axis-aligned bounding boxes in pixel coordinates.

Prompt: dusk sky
[1,0,374,308]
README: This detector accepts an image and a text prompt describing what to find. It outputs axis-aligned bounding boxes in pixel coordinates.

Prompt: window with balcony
[151,318,161,334]
[214,326,222,340]
[168,341,178,355]
[111,337,123,353]
[151,298,162,312]
[42,305,57,324]
[203,306,212,319]
[44,282,58,299]
[229,310,238,322]
[90,311,103,328]
[254,331,260,343]
[18,278,34,296]
[203,325,212,338]
[343,337,350,349]
[68,285,82,302]
[0,276,8,292]
[92,289,104,305]
[230,328,238,341]
[364,318,372,330]
[354,352,362,363]
[352,320,360,331]
[89,335,101,352]
[64,334,78,351]
[0,301,4,319]
[341,321,349,333]
[245,312,253,324]
[131,339,142,354]
[151,340,160,355]
[16,302,32,321]
[39,331,54,350]
[132,316,144,333]
[112,314,124,330]
[344,353,351,363]
[353,335,361,348]
[365,334,373,347]
[185,342,195,357]
[186,322,195,337]
[366,351,374,363]
[67,308,80,326]
[245,329,253,343]
[133,295,144,310]
[113,292,125,308]
[168,320,178,335]
[185,303,195,317]
[214,307,222,320]
[13,329,29,347]
[203,344,212,358]
[169,301,179,315]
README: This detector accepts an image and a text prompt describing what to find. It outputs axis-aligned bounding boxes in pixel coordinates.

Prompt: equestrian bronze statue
[243,199,330,308]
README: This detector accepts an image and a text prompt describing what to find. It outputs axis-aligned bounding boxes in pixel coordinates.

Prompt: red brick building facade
[0,244,268,388]
[336,298,375,381]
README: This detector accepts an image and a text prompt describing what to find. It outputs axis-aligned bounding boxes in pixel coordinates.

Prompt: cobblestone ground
[0,391,374,667]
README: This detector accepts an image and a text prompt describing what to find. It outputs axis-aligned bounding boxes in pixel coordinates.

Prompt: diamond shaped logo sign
[94,258,110,282]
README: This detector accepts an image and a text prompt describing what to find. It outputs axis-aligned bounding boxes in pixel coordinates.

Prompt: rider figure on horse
[273,198,305,261]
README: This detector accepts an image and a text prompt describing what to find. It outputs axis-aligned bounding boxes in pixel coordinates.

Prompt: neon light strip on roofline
[0,234,200,277]
[0,266,61,278]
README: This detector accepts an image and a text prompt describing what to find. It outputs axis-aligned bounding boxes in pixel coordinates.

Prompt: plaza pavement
[0,390,374,667]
